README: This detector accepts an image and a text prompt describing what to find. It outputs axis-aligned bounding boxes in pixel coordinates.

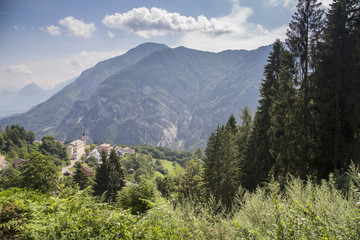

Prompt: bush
[118,180,156,214]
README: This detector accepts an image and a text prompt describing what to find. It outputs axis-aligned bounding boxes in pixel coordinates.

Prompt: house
[67,139,85,160]
[0,156,7,170]
[88,148,101,163]
[12,158,27,169]
[114,146,135,158]
[99,143,112,154]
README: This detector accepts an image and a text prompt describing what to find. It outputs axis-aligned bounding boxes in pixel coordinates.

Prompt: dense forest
[1,0,360,239]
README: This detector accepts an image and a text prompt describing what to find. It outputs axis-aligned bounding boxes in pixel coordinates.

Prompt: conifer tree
[314,0,360,176]
[107,149,125,202]
[93,150,109,198]
[244,40,283,190]
[268,47,298,179]
[73,162,90,190]
[286,0,324,177]
[203,115,241,209]
[203,126,223,200]
[93,149,125,202]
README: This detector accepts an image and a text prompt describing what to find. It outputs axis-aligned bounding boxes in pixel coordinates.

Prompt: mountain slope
[52,44,272,149]
[0,43,168,136]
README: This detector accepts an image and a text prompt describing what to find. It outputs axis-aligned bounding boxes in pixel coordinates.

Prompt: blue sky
[0,0,332,90]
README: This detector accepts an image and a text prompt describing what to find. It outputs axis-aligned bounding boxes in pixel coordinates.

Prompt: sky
[0,0,332,91]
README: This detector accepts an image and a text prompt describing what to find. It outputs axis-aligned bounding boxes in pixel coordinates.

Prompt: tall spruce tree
[203,115,241,209]
[94,150,109,198]
[73,162,90,190]
[268,46,298,180]
[203,126,223,201]
[314,0,360,177]
[286,0,324,177]
[93,149,125,202]
[107,149,125,202]
[244,40,283,190]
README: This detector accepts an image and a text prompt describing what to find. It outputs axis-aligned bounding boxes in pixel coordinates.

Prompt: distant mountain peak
[19,83,43,95]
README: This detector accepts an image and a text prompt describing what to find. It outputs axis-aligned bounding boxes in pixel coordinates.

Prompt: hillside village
[0,134,135,177]
[64,134,135,175]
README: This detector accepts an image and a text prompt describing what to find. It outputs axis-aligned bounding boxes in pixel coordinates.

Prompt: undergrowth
[0,164,359,239]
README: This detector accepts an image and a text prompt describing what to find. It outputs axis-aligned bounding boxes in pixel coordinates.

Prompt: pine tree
[93,150,109,198]
[73,162,90,190]
[107,149,125,202]
[93,149,125,202]
[219,115,240,209]
[203,115,242,210]
[269,47,298,179]
[244,40,283,190]
[286,0,324,177]
[314,0,360,176]
[203,126,223,200]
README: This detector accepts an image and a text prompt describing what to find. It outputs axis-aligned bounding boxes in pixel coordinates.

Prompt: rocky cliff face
[49,44,272,150]
[1,43,271,150]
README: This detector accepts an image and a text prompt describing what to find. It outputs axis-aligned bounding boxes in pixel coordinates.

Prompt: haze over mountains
[0,80,74,118]
[1,42,272,150]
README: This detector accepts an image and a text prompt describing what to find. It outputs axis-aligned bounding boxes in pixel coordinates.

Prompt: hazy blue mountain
[1,43,272,150]
[0,83,53,118]
[0,43,168,135]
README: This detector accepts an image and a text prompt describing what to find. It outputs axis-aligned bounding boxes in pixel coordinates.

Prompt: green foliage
[20,151,59,194]
[118,179,156,214]
[203,113,245,210]
[1,124,35,160]
[0,166,21,190]
[39,135,69,167]
[0,164,359,239]
[93,149,125,202]
[122,153,155,181]
[73,162,91,190]
[134,145,192,166]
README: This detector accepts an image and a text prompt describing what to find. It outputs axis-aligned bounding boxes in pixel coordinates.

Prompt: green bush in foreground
[0,164,359,239]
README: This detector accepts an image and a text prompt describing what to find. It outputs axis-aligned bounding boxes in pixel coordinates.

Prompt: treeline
[202,0,360,208]
[133,145,192,165]
[0,124,68,166]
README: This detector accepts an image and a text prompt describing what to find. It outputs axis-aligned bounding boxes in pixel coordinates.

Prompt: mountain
[0,43,168,134]
[1,43,272,150]
[0,83,59,118]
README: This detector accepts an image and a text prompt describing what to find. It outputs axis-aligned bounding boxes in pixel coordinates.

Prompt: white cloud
[102,1,287,51]
[103,7,236,38]
[41,25,61,36]
[267,0,332,10]
[107,31,115,39]
[6,65,33,75]
[1,50,126,90]
[175,0,287,52]
[59,16,96,38]
[62,50,124,70]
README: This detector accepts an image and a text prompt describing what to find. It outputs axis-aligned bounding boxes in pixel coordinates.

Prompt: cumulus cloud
[6,65,33,75]
[59,16,96,38]
[103,7,237,38]
[41,25,61,36]
[101,1,287,51]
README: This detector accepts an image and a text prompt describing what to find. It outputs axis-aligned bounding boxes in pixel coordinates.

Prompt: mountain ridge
[1,42,272,150]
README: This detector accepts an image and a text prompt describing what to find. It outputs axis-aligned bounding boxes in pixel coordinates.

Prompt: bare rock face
[1,43,272,150]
